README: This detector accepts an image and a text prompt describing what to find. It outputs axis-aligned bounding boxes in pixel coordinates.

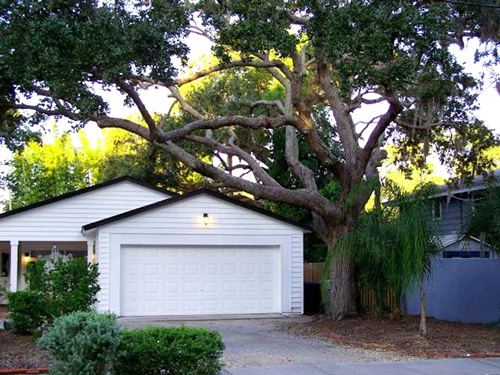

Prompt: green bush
[6,291,47,334]
[113,326,224,375]
[25,258,100,319]
[38,311,121,375]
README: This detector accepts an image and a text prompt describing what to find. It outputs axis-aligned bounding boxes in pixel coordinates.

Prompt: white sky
[0,35,498,202]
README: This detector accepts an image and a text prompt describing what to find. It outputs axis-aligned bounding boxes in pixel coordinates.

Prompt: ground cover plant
[38,311,121,375]
[113,326,225,375]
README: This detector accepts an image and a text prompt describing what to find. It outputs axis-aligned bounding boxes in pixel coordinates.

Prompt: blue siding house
[430,169,498,257]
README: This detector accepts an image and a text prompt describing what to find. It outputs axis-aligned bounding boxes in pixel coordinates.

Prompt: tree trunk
[419,276,426,336]
[328,251,358,320]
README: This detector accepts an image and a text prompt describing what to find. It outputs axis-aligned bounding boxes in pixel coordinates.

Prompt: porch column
[87,240,95,264]
[9,240,19,292]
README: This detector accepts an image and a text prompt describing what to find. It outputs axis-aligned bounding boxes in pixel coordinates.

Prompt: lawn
[288,314,500,358]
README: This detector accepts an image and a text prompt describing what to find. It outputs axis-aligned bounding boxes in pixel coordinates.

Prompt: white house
[0,177,309,316]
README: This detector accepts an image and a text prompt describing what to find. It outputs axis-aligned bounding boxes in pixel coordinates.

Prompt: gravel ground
[121,316,417,368]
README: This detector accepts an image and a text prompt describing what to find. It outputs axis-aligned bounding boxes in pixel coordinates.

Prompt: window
[432,199,442,219]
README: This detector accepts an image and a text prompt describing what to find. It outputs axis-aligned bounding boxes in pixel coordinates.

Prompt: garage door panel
[120,246,280,316]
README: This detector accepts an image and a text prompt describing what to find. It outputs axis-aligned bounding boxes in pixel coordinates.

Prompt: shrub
[6,291,46,334]
[113,326,224,375]
[25,258,100,319]
[38,311,121,375]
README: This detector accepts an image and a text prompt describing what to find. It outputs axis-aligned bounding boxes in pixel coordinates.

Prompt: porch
[0,241,93,303]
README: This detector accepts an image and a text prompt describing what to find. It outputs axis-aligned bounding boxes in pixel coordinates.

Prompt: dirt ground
[0,330,53,369]
[287,314,500,357]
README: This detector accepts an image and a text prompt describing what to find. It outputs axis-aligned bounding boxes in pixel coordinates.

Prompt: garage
[81,188,309,317]
[120,245,280,316]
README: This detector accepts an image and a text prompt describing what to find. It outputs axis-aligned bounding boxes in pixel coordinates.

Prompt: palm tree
[326,183,441,335]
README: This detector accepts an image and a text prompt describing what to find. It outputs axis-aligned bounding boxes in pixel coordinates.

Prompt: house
[429,169,499,257]
[0,177,309,317]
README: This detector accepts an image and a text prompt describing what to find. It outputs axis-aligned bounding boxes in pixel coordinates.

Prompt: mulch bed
[0,331,53,370]
[287,314,500,358]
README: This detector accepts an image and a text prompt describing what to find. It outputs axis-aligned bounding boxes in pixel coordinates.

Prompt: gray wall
[402,258,500,323]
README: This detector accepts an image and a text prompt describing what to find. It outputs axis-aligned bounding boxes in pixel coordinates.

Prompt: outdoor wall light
[23,252,30,263]
[203,213,210,226]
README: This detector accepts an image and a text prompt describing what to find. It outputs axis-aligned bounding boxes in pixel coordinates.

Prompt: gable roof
[0,176,176,220]
[438,234,495,250]
[434,169,500,198]
[82,188,312,233]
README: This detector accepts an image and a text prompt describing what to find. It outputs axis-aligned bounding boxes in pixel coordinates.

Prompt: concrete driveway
[120,316,412,368]
[223,358,500,375]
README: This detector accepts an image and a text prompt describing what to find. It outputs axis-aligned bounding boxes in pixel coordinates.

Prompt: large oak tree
[1,0,498,318]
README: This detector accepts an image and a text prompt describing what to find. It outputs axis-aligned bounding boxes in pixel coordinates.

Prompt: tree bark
[419,276,426,336]
[328,251,358,320]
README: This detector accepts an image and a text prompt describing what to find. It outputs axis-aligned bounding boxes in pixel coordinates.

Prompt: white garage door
[120,246,281,316]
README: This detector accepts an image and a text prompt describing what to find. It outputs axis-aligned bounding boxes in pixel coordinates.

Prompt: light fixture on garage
[203,213,210,226]
[23,252,31,263]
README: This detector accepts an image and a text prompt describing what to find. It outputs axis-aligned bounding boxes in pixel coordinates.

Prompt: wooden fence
[359,287,399,313]
[303,262,324,283]
[303,262,399,313]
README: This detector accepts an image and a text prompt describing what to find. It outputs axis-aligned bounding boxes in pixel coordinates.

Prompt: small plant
[6,291,46,334]
[38,311,121,375]
[113,326,225,375]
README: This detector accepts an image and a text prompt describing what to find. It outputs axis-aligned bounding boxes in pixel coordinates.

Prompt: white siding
[0,181,170,242]
[96,194,305,315]
[290,234,304,314]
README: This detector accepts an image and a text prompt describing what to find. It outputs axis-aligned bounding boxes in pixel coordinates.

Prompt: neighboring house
[430,169,499,257]
[0,177,309,317]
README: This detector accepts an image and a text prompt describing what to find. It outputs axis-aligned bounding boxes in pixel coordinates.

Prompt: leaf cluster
[113,326,224,375]
[25,257,100,318]
[38,311,121,375]
[0,0,189,120]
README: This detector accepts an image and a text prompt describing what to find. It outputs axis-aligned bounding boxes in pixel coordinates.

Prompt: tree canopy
[1,0,499,318]
[2,127,206,209]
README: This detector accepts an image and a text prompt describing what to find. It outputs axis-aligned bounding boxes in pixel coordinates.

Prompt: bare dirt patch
[0,330,53,369]
[287,314,500,358]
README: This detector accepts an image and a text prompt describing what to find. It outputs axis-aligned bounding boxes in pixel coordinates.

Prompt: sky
[0,35,499,202]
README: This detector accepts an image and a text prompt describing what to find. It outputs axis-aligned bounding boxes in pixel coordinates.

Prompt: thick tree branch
[174,59,292,87]
[157,114,305,142]
[13,104,80,121]
[317,63,359,165]
[116,80,157,137]
[93,116,150,138]
[186,133,281,188]
[157,140,341,220]
[362,99,403,160]
[168,86,204,119]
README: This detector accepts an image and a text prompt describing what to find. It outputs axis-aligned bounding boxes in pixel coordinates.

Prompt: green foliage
[0,109,40,152]
[0,0,188,119]
[24,258,100,320]
[38,311,121,375]
[2,126,207,210]
[6,291,46,334]
[465,182,500,249]
[113,326,224,375]
[3,129,97,209]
